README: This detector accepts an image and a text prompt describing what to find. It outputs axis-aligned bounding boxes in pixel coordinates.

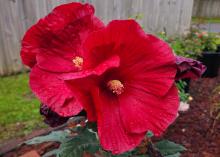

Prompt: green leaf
[103,153,143,157]
[58,128,99,157]
[155,140,186,156]
[25,130,70,145]
[165,152,181,157]
[25,127,100,157]
[99,149,146,157]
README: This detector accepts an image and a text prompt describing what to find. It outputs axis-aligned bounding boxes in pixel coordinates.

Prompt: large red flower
[20,2,104,117]
[61,20,179,154]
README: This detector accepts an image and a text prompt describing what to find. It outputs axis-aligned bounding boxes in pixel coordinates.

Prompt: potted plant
[194,31,220,77]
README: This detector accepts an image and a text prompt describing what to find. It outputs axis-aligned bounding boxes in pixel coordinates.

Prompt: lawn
[0,73,46,145]
[192,17,220,24]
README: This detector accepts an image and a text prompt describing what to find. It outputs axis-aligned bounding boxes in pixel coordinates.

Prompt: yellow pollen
[72,56,83,69]
[107,80,124,95]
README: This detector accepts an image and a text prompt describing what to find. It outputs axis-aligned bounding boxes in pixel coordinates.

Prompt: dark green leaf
[25,130,70,145]
[99,149,148,157]
[25,127,100,157]
[165,152,181,157]
[58,128,99,157]
[155,140,186,156]
[98,149,133,157]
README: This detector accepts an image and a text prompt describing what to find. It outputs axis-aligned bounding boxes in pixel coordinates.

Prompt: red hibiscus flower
[20,2,104,117]
[61,20,179,154]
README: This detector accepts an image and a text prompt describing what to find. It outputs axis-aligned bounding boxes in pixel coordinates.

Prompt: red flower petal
[92,87,145,154]
[30,66,82,117]
[61,55,120,80]
[83,20,176,96]
[119,85,179,136]
[65,76,97,122]
[21,2,104,70]
[121,34,177,96]
[82,20,146,69]
[36,52,79,73]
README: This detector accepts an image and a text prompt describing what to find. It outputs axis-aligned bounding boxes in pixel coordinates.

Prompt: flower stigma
[107,80,124,95]
[72,56,83,70]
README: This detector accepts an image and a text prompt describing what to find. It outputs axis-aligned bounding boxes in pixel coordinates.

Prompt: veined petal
[65,76,97,121]
[30,66,82,117]
[61,55,120,80]
[92,87,145,154]
[119,85,179,136]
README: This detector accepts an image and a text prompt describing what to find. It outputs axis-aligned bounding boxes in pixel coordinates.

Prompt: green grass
[0,73,46,144]
[192,17,220,24]
[216,38,220,45]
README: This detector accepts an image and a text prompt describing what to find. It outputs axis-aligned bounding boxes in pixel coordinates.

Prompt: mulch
[1,74,220,157]
[164,74,220,157]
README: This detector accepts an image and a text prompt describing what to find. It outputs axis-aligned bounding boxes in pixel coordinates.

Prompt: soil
[1,73,220,157]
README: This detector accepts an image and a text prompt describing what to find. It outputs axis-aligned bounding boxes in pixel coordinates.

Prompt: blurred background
[0,0,219,156]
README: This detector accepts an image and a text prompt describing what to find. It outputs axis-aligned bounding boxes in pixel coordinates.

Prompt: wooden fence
[0,0,194,76]
[193,0,220,18]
